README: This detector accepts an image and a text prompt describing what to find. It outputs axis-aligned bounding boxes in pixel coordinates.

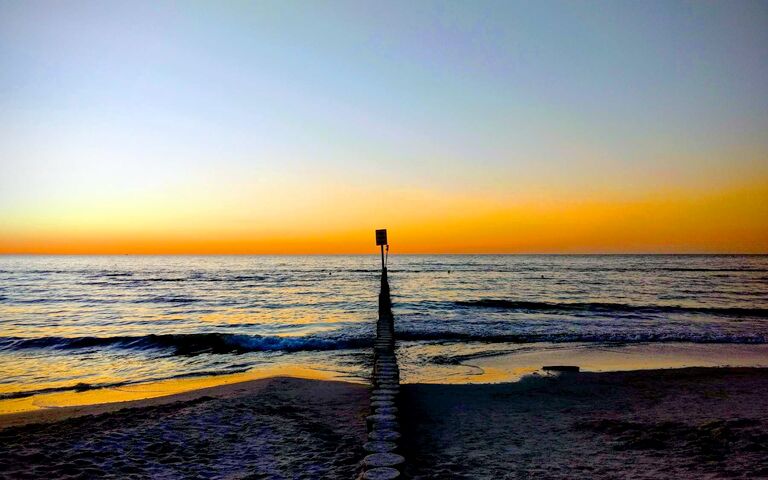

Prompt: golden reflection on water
[197,309,361,326]
[0,363,362,415]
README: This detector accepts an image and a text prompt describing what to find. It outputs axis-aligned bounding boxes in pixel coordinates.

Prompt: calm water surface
[1,255,767,397]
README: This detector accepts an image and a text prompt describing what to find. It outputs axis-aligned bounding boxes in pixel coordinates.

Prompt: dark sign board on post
[375,229,388,246]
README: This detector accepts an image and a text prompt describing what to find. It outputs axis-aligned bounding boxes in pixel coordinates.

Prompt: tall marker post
[360,227,404,479]
[376,229,388,273]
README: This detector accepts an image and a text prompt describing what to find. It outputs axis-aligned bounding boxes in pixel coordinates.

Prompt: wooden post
[361,228,403,479]
[380,245,385,272]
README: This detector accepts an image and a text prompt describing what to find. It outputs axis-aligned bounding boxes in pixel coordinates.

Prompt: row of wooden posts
[358,267,405,479]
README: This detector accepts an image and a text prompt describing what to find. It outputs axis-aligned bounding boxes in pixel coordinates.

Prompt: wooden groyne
[359,268,405,480]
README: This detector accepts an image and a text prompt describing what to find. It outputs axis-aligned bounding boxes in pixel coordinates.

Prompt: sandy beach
[400,367,768,479]
[1,367,766,479]
[0,377,369,479]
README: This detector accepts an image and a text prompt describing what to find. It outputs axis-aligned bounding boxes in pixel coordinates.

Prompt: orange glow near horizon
[2,178,766,254]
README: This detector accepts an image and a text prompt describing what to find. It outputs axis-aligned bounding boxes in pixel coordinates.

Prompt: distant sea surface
[1,255,767,398]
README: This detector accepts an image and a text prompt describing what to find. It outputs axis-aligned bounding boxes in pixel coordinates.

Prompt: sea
[1,255,767,399]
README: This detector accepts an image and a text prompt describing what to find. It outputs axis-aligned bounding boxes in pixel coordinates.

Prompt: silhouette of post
[378,268,394,346]
[375,229,388,273]
[360,229,404,479]
[375,229,393,346]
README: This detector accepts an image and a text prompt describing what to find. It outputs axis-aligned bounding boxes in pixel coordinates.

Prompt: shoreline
[455,342,768,383]
[1,367,766,478]
[396,341,768,384]
[3,352,767,427]
[0,363,365,428]
[2,365,765,427]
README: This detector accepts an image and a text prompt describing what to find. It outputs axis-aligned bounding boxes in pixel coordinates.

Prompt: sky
[1,0,767,254]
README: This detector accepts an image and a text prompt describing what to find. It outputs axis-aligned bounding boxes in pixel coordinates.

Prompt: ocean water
[1,255,767,398]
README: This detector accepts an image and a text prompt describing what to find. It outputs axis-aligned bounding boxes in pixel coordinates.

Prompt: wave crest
[455,299,768,318]
[0,333,372,355]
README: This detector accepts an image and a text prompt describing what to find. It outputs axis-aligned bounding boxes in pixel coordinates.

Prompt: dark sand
[2,368,767,479]
[0,377,369,479]
[400,367,768,479]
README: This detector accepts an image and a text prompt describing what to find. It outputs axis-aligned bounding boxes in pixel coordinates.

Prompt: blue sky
[1,1,766,252]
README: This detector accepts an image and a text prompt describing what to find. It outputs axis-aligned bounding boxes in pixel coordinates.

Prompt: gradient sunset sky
[1,1,767,254]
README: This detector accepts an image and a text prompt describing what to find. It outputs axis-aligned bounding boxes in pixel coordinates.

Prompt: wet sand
[0,361,364,418]
[400,367,768,479]
[395,342,768,384]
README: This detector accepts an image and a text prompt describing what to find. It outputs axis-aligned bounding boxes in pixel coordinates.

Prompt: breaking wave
[0,333,372,355]
[2,328,766,358]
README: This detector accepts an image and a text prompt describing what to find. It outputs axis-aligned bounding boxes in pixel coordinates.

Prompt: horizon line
[1,252,766,256]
